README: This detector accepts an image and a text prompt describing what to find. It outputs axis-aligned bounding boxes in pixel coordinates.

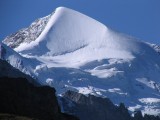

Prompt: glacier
[2,7,160,115]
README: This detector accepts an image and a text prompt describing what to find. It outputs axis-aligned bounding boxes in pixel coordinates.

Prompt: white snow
[142,106,160,116]
[46,78,53,86]
[139,98,160,104]
[128,105,142,112]
[107,88,127,95]
[2,7,160,115]
[136,78,159,90]
[88,67,124,78]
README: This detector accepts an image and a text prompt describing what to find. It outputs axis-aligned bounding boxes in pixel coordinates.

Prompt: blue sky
[0,0,160,44]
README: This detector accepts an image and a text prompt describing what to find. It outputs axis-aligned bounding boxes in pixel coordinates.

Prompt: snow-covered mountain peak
[14,6,108,55]
[13,7,153,60]
[2,7,160,115]
[12,7,159,70]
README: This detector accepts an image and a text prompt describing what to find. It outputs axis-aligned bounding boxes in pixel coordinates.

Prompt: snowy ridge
[0,43,39,78]
[3,14,52,48]
[148,43,160,54]
[2,7,160,115]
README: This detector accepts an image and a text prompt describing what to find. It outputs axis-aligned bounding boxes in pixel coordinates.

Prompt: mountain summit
[2,7,160,115]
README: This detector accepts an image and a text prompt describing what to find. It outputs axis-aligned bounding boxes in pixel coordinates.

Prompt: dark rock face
[60,90,130,120]
[60,90,160,120]
[0,113,37,120]
[0,77,78,120]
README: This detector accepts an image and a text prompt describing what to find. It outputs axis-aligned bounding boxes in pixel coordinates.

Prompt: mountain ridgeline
[60,90,160,120]
[1,6,160,118]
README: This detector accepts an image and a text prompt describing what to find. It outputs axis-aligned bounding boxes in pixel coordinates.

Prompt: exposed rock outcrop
[60,90,160,120]
[0,77,78,120]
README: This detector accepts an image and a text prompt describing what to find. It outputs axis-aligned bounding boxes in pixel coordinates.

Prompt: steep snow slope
[0,43,39,78]
[3,7,160,115]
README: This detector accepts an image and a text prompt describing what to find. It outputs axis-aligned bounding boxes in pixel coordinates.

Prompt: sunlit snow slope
[3,7,160,115]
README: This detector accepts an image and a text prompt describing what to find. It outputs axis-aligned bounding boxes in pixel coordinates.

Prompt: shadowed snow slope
[2,7,160,115]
